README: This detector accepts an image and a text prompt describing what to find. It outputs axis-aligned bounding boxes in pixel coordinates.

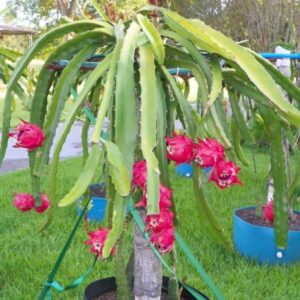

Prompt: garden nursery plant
[2,1,300,299]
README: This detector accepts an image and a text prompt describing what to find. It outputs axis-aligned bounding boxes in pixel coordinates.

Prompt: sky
[0,0,57,28]
[0,1,9,23]
[0,0,35,27]
[0,1,6,10]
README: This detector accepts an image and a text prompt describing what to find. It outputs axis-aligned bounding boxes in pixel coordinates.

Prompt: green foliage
[48,52,113,205]
[102,139,131,197]
[114,232,132,300]
[192,166,232,249]
[0,21,106,167]
[261,108,288,248]
[102,193,128,258]
[288,151,300,204]
[155,75,170,187]
[0,35,31,53]
[162,9,300,125]
[228,90,255,145]
[230,118,250,167]
[59,145,104,207]
[34,45,99,177]
[137,14,165,65]
[139,43,160,214]
[0,46,33,109]
[248,112,269,147]
[2,6,300,260]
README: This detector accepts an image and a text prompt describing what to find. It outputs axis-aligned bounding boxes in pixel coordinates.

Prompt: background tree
[3,0,300,51]
[5,0,57,27]
[2,0,148,25]
[223,0,300,51]
[56,0,78,17]
[167,0,300,51]
[168,0,226,31]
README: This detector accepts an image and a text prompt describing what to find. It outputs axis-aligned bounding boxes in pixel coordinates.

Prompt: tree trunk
[56,0,68,16]
[56,0,77,18]
[68,0,77,18]
[134,210,162,300]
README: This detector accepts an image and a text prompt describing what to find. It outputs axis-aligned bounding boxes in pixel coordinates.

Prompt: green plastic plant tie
[175,232,224,300]
[70,87,96,125]
[70,87,108,141]
[128,199,205,300]
[100,130,108,140]
[37,197,92,300]
[45,255,97,300]
[128,199,211,300]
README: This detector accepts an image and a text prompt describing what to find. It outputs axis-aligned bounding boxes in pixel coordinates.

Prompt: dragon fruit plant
[9,119,45,151]
[262,200,275,223]
[2,2,300,299]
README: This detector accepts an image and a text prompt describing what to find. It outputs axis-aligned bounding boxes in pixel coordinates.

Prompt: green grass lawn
[0,148,299,300]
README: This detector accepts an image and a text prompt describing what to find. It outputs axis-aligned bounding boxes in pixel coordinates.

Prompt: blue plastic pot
[175,163,193,177]
[234,207,300,265]
[77,197,107,222]
[175,163,212,178]
[77,184,107,223]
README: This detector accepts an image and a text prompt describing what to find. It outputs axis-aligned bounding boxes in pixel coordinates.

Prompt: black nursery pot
[84,277,209,300]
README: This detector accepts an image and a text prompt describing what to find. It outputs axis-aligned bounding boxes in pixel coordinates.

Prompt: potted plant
[234,201,300,265]
[232,98,300,265]
[2,1,300,299]
[227,47,300,265]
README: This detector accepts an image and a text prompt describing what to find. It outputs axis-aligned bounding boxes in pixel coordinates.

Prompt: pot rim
[234,206,300,233]
[84,276,209,300]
